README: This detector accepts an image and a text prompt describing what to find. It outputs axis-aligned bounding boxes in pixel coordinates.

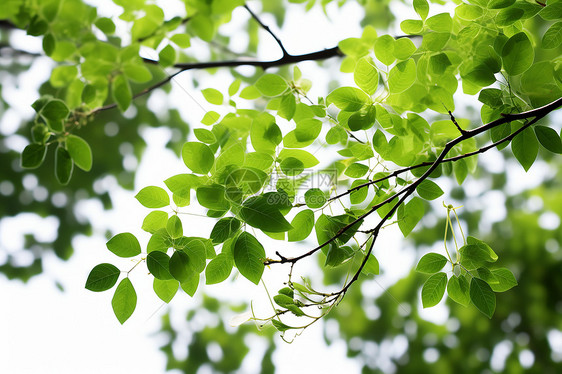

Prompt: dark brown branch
[243,4,289,57]
[265,96,562,266]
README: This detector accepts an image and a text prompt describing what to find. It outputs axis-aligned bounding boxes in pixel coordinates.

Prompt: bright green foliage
[233,232,265,285]
[85,263,120,292]
[470,277,496,318]
[11,0,557,329]
[421,272,447,308]
[153,278,178,303]
[135,186,170,208]
[182,142,215,174]
[106,233,141,258]
[66,135,92,171]
[112,278,137,324]
[416,253,448,274]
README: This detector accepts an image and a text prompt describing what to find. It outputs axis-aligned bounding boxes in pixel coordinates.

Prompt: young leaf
[534,126,562,154]
[66,135,92,171]
[205,253,234,284]
[255,74,289,97]
[153,278,178,303]
[489,268,518,292]
[416,180,444,200]
[397,197,424,237]
[135,186,170,208]
[193,128,217,144]
[141,211,168,233]
[85,263,120,292]
[106,233,141,258]
[361,253,379,275]
[111,74,132,112]
[111,278,137,324]
[470,277,496,318]
[41,99,69,122]
[55,146,73,185]
[326,86,369,111]
[147,232,169,253]
[240,195,293,233]
[202,88,223,105]
[147,251,173,280]
[233,232,265,285]
[353,57,378,95]
[169,250,194,283]
[413,0,429,19]
[512,126,538,172]
[288,209,315,242]
[210,217,241,244]
[388,59,416,94]
[180,274,200,297]
[416,253,448,274]
[447,274,470,307]
[272,319,293,332]
[21,143,47,169]
[181,142,215,174]
[166,215,183,239]
[501,32,533,76]
[542,22,562,49]
[421,272,447,308]
[304,188,326,209]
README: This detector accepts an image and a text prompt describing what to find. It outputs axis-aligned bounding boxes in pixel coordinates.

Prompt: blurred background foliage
[1,0,561,373]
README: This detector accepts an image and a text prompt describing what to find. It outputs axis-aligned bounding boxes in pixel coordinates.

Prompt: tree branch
[264,96,562,266]
[243,4,289,57]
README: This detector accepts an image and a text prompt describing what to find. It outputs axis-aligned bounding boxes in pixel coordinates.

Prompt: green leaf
[460,243,497,269]
[196,185,230,211]
[393,38,417,60]
[193,128,217,144]
[278,149,319,168]
[66,135,93,171]
[421,272,447,308]
[490,268,518,292]
[540,3,562,20]
[147,251,173,280]
[41,99,69,122]
[255,74,289,97]
[166,215,183,239]
[233,232,265,285]
[240,195,293,233]
[388,59,416,94]
[272,319,293,332]
[327,87,370,111]
[288,209,315,242]
[512,126,538,172]
[345,163,369,178]
[147,232,169,253]
[85,263,120,292]
[362,253,379,275]
[158,44,176,66]
[95,17,116,34]
[153,278,178,303]
[21,144,47,169]
[180,274,199,297]
[305,188,326,209]
[169,250,195,283]
[535,126,562,154]
[142,211,168,233]
[354,57,379,95]
[400,19,423,34]
[55,147,73,185]
[416,253,448,273]
[325,243,355,267]
[135,186,170,208]
[488,0,515,9]
[426,13,453,32]
[111,278,137,324]
[397,197,424,237]
[250,113,282,154]
[414,0,429,19]
[501,32,534,76]
[210,217,241,244]
[111,74,132,112]
[470,277,496,318]
[456,4,483,20]
[106,233,141,258]
[280,157,304,176]
[205,253,234,284]
[181,142,215,174]
[202,88,224,105]
[416,180,444,200]
[447,274,470,306]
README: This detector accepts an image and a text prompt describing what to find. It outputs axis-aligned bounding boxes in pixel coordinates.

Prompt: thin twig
[243,4,289,57]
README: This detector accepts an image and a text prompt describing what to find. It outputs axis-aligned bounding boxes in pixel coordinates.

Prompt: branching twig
[243,4,289,57]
